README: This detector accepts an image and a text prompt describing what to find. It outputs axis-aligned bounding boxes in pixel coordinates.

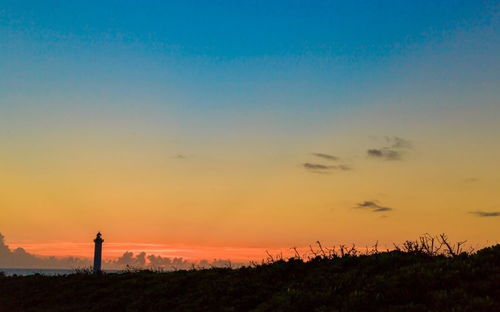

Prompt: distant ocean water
[0,268,119,276]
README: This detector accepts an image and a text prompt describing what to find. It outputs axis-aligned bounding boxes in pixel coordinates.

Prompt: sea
[0,268,119,276]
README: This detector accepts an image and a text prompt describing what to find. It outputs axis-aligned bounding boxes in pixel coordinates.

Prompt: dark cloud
[312,153,339,161]
[469,211,500,217]
[367,148,402,160]
[303,163,333,170]
[303,163,351,172]
[357,201,378,208]
[367,137,412,161]
[373,206,392,212]
[174,154,187,159]
[355,201,394,213]
[367,149,383,157]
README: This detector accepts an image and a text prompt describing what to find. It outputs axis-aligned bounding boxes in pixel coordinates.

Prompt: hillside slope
[1,245,499,312]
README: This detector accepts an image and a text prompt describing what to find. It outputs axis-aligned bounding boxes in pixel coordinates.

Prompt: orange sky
[3,104,499,262]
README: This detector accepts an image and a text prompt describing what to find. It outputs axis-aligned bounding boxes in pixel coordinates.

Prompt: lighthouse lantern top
[94,232,104,243]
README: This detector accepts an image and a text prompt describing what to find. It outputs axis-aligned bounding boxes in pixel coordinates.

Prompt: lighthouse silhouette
[93,232,104,273]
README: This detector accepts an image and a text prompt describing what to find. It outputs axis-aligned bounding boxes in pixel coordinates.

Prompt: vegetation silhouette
[0,234,499,312]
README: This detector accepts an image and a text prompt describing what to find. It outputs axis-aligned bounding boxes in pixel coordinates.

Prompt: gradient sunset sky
[1,1,499,262]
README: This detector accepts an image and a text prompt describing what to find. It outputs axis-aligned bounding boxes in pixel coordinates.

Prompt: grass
[0,235,499,312]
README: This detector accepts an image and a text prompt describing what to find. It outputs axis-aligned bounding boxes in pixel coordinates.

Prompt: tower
[93,232,104,273]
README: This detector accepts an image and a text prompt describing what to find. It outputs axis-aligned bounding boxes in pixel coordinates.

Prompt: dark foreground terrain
[1,243,499,312]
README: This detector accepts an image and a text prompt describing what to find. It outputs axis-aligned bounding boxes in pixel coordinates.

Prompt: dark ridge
[0,240,499,312]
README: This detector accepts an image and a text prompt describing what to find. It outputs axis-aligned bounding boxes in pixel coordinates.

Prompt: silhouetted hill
[1,244,499,312]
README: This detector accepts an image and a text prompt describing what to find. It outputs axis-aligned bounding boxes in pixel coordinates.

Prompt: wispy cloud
[173,154,187,159]
[303,163,332,170]
[311,153,339,161]
[367,136,411,161]
[367,148,402,160]
[469,211,500,217]
[355,201,394,212]
[303,163,351,173]
[304,152,351,173]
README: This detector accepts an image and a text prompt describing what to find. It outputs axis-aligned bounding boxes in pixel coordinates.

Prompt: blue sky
[2,1,498,138]
[1,1,494,57]
[2,1,497,84]
[1,0,499,141]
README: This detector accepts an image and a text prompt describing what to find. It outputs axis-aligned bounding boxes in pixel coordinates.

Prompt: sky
[1,0,499,267]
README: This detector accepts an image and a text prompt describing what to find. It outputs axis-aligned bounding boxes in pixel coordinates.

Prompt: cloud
[198,259,234,269]
[469,211,500,217]
[173,154,187,159]
[367,148,402,160]
[303,163,332,170]
[303,163,351,173]
[114,251,146,267]
[373,207,392,212]
[0,233,246,271]
[367,136,411,161]
[311,153,339,161]
[146,254,189,269]
[337,165,351,171]
[356,201,378,208]
[0,233,90,269]
[355,201,394,213]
